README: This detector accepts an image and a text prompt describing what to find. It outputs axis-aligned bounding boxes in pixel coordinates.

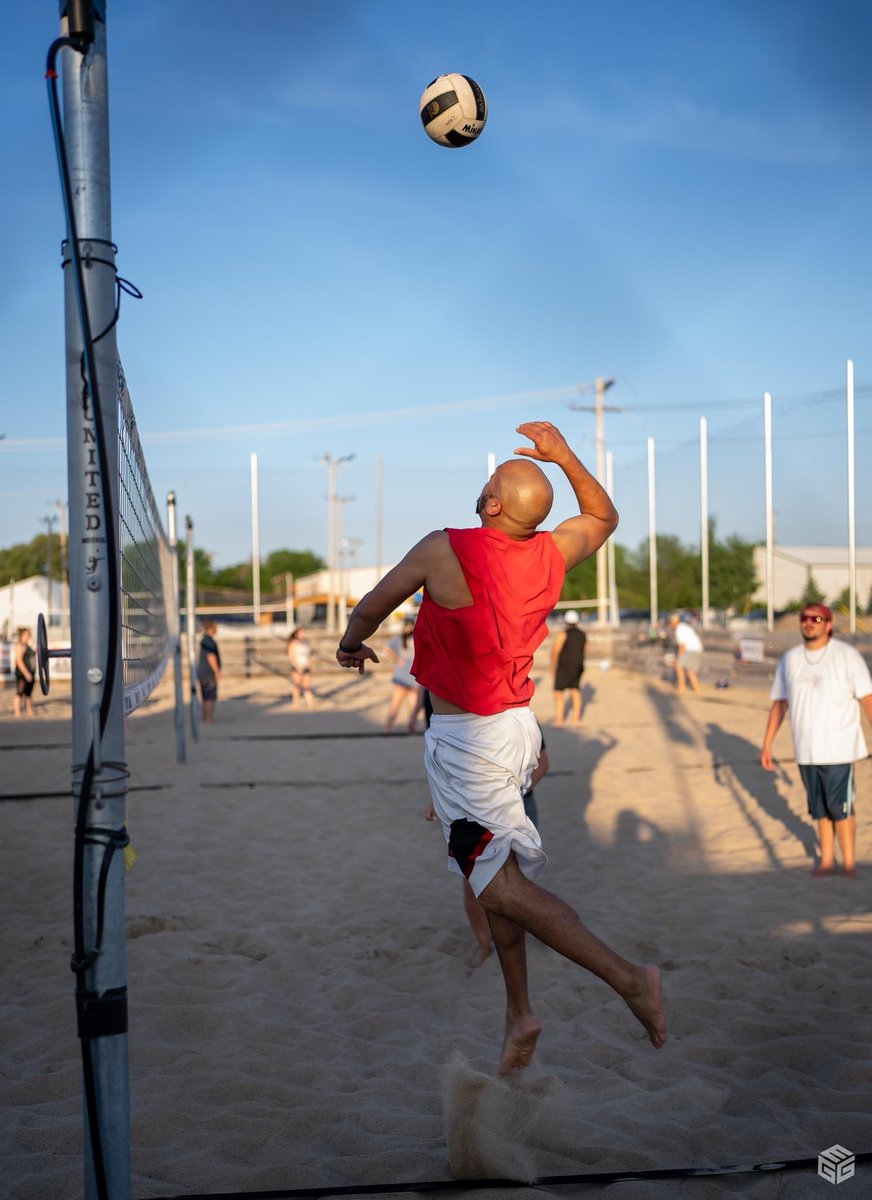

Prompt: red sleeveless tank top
[411,527,565,716]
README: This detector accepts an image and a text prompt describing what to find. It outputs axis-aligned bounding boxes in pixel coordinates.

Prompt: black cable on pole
[47,29,123,1200]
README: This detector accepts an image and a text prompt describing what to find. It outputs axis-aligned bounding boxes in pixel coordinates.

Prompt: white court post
[165,493,186,766]
[594,376,613,626]
[606,451,619,626]
[764,393,774,633]
[250,452,261,627]
[487,451,496,477]
[375,455,383,582]
[847,360,857,634]
[184,515,198,741]
[647,437,658,628]
[700,417,710,631]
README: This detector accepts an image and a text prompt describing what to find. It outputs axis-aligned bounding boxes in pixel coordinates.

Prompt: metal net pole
[56,9,131,1197]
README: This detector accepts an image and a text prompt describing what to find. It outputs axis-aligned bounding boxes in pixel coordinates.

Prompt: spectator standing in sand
[550,610,586,725]
[197,620,221,724]
[336,420,665,1074]
[13,627,36,718]
[669,613,703,694]
[760,603,872,878]
[286,627,315,708]
[383,617,419,732]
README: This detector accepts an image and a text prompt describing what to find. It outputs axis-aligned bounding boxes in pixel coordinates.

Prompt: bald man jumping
[336,422,666,1072]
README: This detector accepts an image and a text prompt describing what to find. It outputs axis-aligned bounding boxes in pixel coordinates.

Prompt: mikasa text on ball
[419,74,487,147]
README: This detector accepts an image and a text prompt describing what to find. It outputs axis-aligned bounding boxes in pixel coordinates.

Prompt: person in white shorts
[335,421,666,1074]
[668,613,703,694]
[761,603,872,878]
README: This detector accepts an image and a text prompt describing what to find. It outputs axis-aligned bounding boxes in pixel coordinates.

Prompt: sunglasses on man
[799,613,827,624]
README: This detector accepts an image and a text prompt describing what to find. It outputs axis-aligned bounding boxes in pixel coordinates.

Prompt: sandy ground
[1,652,871,1200]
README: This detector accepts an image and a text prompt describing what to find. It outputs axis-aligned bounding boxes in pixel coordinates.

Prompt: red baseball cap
[800,603,832,621]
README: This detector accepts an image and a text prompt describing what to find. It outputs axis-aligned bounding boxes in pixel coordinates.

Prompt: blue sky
[3,0,872,572]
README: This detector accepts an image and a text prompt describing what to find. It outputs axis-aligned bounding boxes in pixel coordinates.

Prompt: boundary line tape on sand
[154,1150,872,1199]
[0,784,168,803]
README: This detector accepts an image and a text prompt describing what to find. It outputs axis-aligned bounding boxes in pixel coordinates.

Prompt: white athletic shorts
[423,707,547,897]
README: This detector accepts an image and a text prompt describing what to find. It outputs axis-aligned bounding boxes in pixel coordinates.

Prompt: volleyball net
[116,360,182,716]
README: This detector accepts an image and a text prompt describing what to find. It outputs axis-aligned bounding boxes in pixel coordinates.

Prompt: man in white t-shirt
[760,603,872,878]
[668,613,703,694]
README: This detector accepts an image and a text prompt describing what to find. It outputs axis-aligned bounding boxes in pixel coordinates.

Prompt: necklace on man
[802,641,830,665]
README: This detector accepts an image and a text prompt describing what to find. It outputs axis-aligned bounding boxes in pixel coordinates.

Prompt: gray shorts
[680,651,701,674]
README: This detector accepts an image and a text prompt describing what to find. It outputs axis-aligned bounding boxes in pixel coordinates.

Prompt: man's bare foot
[624,965,667,1049]
[811,865,835,877]
[498,1013,542,1075]
[469,944,491,968]
[842,867,857,879]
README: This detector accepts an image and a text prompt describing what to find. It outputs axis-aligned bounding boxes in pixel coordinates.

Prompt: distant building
[751,546,872,612]
[293,564,416,626]
[0,575,65,639]
[0,575,68,679]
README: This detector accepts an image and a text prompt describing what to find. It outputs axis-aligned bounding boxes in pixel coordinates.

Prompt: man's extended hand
[514,421,573,465]
[336,644,380,675]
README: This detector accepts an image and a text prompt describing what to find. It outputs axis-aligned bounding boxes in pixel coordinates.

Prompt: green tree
[707,526,758,612]
[608,523,758,616]
[560,554,596,603]
[0,533,65,583]
[782,571,827,612]
[204,548,326,593]
[175,540,215,590]
[616,535,699,612]
[262,549,324,591]
[209,561,251,590]
[800,570,826,606]
[833,586,861,616]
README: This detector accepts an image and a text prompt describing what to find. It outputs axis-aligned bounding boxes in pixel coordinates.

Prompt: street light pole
[335,495,356,631]
[594,377,614,625]
[318,454,353,632]
[700,418,710,631]
[41,513,58,627]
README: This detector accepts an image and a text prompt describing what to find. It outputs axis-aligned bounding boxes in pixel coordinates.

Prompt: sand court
[2,659,871,1199]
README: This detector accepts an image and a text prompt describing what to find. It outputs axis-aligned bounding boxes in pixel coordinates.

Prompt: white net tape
[117,360,178,714]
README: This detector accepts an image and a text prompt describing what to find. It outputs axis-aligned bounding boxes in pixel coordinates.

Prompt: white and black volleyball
[419,73,487,148]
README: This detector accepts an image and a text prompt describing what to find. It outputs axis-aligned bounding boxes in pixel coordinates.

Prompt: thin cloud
[543,89,862,165]
[0,385,581,451]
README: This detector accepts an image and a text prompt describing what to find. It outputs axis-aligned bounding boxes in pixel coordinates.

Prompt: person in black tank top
[551,610,586,725]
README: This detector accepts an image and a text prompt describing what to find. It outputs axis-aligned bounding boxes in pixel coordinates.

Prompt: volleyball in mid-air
[419,74,487,148]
